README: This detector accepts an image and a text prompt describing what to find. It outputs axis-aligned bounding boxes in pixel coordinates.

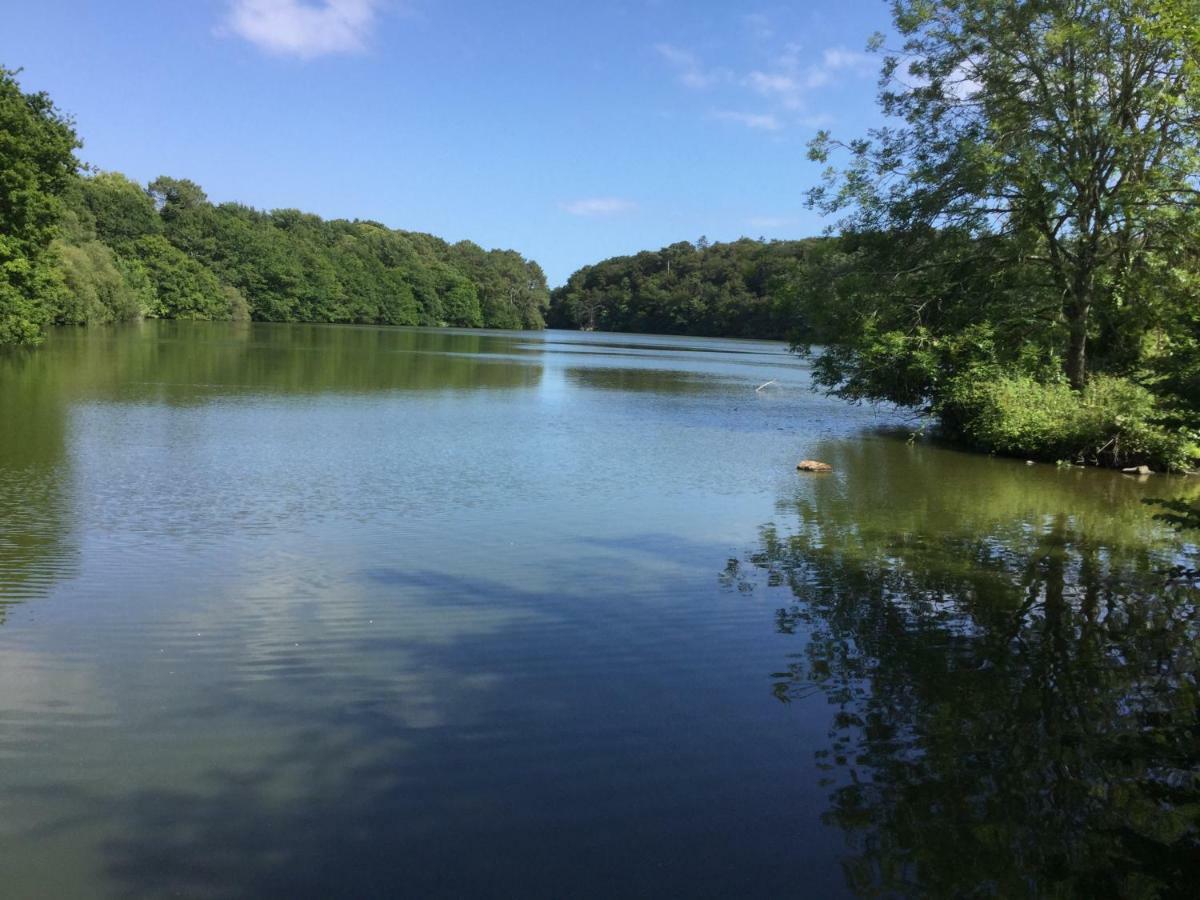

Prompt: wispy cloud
[745,70,807,108]
[713,110,782,131]
[223,0,382,59]
[561,198,637,217]
[654,43,728,89]
[657,37,877,131]
[746,45,875,104]
[814,46,875,81]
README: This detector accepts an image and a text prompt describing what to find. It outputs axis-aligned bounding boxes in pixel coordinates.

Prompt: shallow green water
[0,322,1197,897]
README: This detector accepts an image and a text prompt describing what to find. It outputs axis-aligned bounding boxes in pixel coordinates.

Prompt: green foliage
[438,273,483,328]
[130,235,232,320]
[549,237,819,339]
[79,171,161,246]
[134,188,547,330]
[0,70,547,345]
[792,0,1200,470]
[792,229,1059,402]
[809,0,1200,387]
[446,241,548,329]
[0,66,79,345]
[52,238,147,325]
[942,373,1197,471]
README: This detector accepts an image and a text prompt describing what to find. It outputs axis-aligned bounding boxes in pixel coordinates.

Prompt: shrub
[940,373,1198,472]
[53,239,146,325]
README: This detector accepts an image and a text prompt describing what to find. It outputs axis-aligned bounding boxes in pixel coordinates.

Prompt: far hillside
[548,237,829,340]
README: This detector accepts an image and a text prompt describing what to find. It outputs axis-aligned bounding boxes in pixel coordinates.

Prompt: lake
[1,322,1197,898]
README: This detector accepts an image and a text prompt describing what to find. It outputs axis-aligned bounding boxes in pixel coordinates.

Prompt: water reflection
[0,348,77,614]
[0,321,547,614]
[729,440,1200,897]
[565,366,733,395]
[38,320,544,403]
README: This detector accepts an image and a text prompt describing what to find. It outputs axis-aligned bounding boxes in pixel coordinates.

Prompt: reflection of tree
[0,321,546,621]
[0,348,75,619]
[44,320,544,400]
[732,442,1200,898]
[566,366,729,395]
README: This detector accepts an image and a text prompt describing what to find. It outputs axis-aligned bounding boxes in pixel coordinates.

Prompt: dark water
[0,322,1197,898]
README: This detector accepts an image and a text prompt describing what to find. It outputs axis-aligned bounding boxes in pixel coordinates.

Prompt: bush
[940,373,1198,472]
[53,239,146,325]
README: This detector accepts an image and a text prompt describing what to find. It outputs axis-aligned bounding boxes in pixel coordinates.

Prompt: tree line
[0,66,549,347]
[547,236,825,339]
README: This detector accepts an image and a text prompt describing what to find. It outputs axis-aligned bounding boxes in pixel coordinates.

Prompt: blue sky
[2,1,892,285]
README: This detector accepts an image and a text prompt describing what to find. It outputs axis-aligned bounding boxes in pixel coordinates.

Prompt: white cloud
[745,70,806,108]
[654,43,728,89]
[713,110,782,131]
[746,71,800,94]
[224,0,382,59]
[820,47,875,75]
[748,45,876,102]
[561,198,637,217]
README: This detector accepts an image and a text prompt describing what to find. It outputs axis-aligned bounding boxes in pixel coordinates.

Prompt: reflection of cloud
[0,648,115,721]
[162,545,550,732]
[0,538,561,895]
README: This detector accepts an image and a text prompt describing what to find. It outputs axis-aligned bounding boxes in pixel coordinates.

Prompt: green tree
[52,239,147,324]
[78,171,161,246]
[809,0,1200,391]
[549,237,818,339]
[132,235,232,320]
[0,67,79,345]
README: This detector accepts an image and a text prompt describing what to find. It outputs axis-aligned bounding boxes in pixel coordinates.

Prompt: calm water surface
[1,322,1197,897]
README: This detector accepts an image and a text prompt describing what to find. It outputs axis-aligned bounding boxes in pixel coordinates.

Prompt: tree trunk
[1065,299,1090,391]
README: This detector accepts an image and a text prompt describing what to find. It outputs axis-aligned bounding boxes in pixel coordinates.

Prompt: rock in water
[1122,465,1154,476]
[796,460,833,473]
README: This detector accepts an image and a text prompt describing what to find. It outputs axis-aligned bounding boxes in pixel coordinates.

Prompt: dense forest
[0,66,548,347]
[547,237,825,340]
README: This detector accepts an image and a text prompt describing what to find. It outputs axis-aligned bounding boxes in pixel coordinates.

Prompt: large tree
[0,67,79,345]
[809,0,1200,389]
